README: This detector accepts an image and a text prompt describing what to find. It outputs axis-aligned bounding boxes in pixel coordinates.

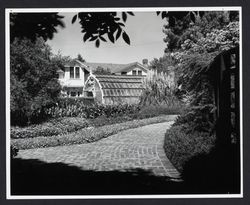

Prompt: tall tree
[161,11,239,134]
[11,37,62,125]
[149,55,176,74]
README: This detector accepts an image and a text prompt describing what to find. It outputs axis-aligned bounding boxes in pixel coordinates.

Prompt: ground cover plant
[164,123,216,172]
[11,115,177,150]
[11,117,89,139]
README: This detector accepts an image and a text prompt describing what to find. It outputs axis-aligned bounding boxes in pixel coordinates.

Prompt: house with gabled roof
[57,59,149,104]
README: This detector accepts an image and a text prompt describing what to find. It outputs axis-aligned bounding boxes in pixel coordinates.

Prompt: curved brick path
[16,121,180,178]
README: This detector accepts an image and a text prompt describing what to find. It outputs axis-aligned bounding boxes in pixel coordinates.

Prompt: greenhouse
[84,74,145,104]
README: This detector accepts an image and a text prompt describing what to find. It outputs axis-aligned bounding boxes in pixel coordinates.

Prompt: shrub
[140,70,181,104]
[164,124,216,172]
[174,105,215,134]
[45,102,141,119]
[136,104,184,119]
[11,117,89,139]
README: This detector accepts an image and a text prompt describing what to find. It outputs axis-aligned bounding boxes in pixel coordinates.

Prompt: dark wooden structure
[208,46,240,148]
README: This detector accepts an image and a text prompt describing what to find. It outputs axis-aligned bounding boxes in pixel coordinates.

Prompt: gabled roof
[63,60,148,74]
[84,62,129,73]
[84,62,148,74]
[117,62,149,73]
[64,59,91,72]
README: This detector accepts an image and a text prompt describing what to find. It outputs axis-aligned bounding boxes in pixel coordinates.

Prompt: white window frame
[70,66,80,79]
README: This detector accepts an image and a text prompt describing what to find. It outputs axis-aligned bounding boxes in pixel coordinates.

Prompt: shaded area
[11,158,185,195]
[182,144,240,194]
[11,156,239,195]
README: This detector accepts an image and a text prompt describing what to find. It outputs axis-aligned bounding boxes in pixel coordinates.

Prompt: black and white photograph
[6,7,242,198]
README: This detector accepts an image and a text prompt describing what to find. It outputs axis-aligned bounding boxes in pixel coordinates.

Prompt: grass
[11,115,178,150]
[164,124,216,172]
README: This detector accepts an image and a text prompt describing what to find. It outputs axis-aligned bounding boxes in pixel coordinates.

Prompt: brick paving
[16,121,180,178]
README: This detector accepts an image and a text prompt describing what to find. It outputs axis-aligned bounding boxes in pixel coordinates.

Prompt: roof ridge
[85,62,130,65]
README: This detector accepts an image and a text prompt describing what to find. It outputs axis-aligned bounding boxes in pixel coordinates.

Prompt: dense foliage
[163,11,239,174]
[163,11,239,133]
[10,38,62,125]
[139,70,183,108]
[46,100,141,119]
[10,13,65,42]
[164,125,216,172]
[44,96,183,121]
[149,55,177,74]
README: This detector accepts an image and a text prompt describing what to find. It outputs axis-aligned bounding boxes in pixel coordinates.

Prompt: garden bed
[11,115,177,150]
[11,103,184,140]
[11,117,89,139]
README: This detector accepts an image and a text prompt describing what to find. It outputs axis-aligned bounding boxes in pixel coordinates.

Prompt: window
[75,67,80,78]
[70,91,76,97]
[121,72,127,75]
[138,70,142,76]
[70,67,74,78]
[132,70,136,75]
[86,91,93,97]
[70,67,80,79]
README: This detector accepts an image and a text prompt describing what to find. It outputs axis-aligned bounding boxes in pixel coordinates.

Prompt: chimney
[142,59,148,66]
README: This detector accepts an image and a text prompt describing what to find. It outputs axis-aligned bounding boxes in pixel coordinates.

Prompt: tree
[10,13,65,42]
[162,11,239,101]
[10,12,134,47]
[161,11,239,133]
[11,37,62,125]
[149,55,176,74]
[10,11,191,48]
[76,54,85,62]
[163,11,239,53]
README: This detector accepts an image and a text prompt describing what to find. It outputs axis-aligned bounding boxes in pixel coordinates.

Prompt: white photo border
[5,6,243,199]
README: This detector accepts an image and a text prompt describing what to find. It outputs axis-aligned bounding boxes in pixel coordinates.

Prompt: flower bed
[11,118,89,139]
[11,115,177,150]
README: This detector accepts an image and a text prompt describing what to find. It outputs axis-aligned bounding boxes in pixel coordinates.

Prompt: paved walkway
[16,121,180,178]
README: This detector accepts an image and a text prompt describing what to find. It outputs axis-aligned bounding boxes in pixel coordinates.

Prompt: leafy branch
[72,12,134,47]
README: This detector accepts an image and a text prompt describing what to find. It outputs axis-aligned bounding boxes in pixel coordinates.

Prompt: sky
[47,12,167,64]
